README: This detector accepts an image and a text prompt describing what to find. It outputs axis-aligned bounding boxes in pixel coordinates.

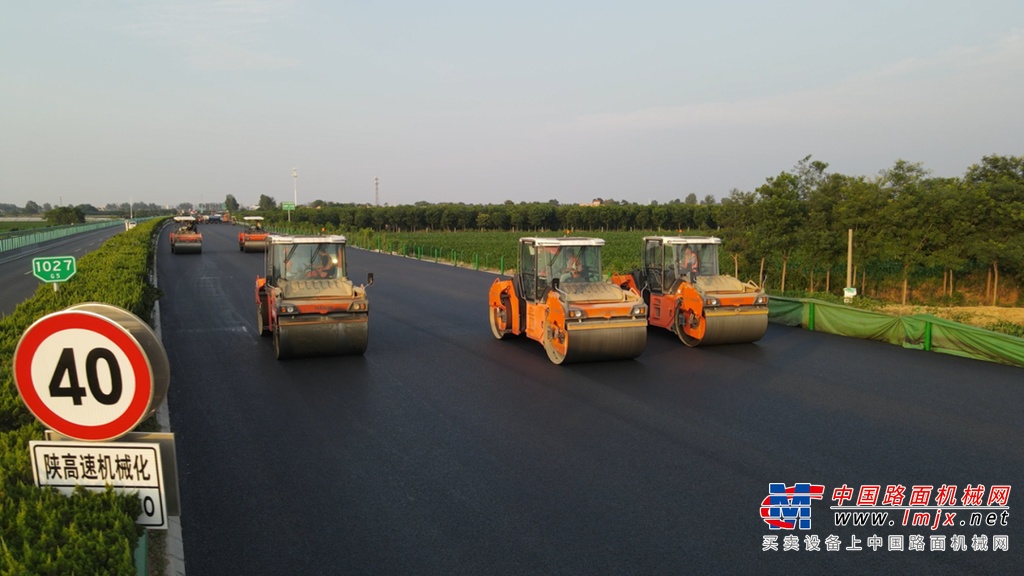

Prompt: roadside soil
[878,304,1024,328]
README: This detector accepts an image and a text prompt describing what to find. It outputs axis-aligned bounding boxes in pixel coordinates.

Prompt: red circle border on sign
[13,311,154,441]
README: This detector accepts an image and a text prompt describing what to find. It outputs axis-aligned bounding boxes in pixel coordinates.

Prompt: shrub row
[0,218,165,575]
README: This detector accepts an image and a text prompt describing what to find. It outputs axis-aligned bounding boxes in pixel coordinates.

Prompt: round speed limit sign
[13,304,169,441]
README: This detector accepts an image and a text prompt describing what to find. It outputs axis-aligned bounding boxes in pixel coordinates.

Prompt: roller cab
[489,237,647,365]
[169,216,202,254]
[613,236,768,347]
[256,235,372,359]
[239,216,270,252]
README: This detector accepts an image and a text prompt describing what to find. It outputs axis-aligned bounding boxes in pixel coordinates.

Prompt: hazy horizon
[2,2,1021,210]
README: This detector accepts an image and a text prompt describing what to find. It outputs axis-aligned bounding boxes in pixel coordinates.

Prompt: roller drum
[243,240,268,253]
[173,242,202,255]
[685,311,767,346]
[545,323,646,365]
[274,316,368,359]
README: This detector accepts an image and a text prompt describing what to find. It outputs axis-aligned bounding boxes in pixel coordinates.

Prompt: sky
[1,1,1022,210]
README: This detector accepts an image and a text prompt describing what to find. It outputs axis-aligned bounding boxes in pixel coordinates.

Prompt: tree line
[248,154,1023,305]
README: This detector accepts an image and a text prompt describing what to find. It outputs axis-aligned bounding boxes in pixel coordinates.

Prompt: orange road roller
[169,216,202,254]
[239,216,270,252]
[611,236,768,347]
[256,235,373,359]
[489,237,647,364]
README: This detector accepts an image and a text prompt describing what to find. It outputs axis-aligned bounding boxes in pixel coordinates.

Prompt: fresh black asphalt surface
[156,223,1021,575]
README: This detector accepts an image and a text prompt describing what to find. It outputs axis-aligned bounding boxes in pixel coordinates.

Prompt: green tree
[874,160,937,303]
[45,205,85,225]
[797,172,851,293]
[754,171,806,292]
[963,154,1024,304]
[258,194,277,211]
[789,157,841,292]
[684,193,698,205]
[225,194,240,212]
[719,189,758,278]
[24,200,41,214]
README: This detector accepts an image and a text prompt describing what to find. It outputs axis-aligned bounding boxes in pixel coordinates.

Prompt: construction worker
[312,246,337,278]
[681,245,700,277]
[560,249,585,284]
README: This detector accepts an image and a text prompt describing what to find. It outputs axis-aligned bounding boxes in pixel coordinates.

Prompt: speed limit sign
[13,303,169,441]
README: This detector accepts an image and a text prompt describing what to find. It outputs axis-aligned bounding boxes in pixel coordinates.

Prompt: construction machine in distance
[169,216,202,254]
[256,234,373,359]
[488,237,648,365]
[610,236,769,347]
[239,216,270,252]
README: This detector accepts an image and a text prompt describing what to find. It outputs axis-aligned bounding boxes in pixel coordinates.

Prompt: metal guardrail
[0,219,134,253]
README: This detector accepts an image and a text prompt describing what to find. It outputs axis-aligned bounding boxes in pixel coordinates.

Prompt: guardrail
[0,219,131,253]
[768,296,1024,368]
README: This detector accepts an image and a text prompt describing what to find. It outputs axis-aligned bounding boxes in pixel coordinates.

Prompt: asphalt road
[0,225,125,317]
[158,223,1022,575]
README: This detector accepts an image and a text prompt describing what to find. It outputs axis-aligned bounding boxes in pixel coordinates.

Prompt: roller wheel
[676,308,703,348]
[171,243,176,254]
[257,306,270,337]
[489,305,510,339]
[239,241,244,251]
[543,322,569,365]
[273,325,288,360]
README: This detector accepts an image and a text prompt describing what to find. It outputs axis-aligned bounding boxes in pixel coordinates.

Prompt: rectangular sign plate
[30,440,167,529]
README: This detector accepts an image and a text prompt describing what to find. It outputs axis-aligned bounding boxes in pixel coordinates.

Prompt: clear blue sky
[2,1,1021,209]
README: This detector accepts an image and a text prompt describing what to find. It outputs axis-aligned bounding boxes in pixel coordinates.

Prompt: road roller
[488,237,648,365]
[239,216,270,252]
[611,236,768,347]
[169,216,202,254]
[256,234,373,359]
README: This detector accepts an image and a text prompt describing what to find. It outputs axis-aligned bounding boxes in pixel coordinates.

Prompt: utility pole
[845,228,855,302]
[846,228,853,288]
[375,177,379,207]
[291,167,298,223]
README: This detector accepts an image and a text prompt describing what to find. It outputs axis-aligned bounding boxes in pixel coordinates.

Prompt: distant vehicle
[124,220,138,230]
[169,216,202,254]
[208,213,223,223]
[239,216,269,252]
[256,234,372,359]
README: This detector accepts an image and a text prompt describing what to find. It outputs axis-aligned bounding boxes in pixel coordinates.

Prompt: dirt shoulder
[878,305,1024,328]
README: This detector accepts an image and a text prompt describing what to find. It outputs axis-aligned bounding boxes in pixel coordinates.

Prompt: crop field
[343,228,759,280]
[0,219,52,237]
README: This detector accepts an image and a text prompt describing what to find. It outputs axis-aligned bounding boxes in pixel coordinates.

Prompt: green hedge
[0,218,166,575]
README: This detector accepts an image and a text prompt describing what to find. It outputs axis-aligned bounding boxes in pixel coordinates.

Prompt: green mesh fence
[768,297,1024,368]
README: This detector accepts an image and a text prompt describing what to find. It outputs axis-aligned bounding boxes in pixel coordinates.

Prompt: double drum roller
[611,236,769,347]
[169,216,202,255]
[238,216,270,252]
[244,232,760,362]
[256,235,373,360]
[489,237,648,365]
